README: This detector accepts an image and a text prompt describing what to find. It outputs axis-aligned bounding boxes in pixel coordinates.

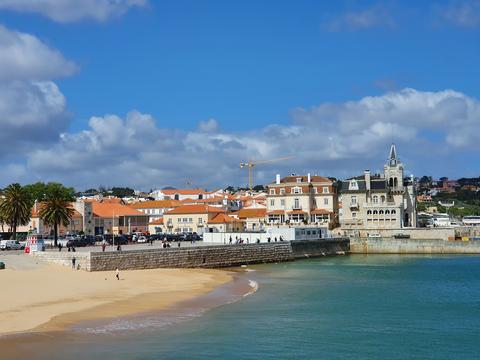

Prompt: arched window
[373,195,379,204]
[394,178,398,187]
[373,210,378,215]
[367,210,372,215]
[381,195,386,203]
[389,178,394,187]
[391,210,396,215]
[385,210,390,215]
[379,210,384,214]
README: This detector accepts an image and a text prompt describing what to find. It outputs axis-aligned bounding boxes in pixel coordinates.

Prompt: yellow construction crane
[240,157,292,190]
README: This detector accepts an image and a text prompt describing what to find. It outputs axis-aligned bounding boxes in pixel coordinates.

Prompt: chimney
[275,174,281,185]
[364,170,371,191]
[307,173,311,183]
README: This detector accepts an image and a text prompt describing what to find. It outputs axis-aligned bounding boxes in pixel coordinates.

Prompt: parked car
[106,235,128,245]
[0,240,24,250]
[137,235,148,243]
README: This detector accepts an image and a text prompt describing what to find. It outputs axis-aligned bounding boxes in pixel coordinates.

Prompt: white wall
[202,226,329,244]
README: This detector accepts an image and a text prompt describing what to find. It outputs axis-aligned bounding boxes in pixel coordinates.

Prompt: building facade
[265,174,338,228]
[338,144,416,231]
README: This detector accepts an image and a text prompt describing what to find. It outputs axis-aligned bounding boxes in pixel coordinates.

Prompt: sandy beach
[0,255,232,336]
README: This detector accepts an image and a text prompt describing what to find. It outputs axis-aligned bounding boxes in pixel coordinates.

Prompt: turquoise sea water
[11,255,480,359]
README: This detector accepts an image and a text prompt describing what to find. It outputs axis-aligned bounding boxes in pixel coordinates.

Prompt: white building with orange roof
[150,188,207,201]
[130,200,182,222]
[230,208,267,231]
[207,213,244,233]
[266,173,338,228]
[148,218,165,234]
[163,204,225,234]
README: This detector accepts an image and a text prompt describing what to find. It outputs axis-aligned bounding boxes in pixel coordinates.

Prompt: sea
[5,255,480,360]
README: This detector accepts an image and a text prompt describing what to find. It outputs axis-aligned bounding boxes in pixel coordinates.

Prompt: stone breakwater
[350,237,480,254]
[32,239,350,271]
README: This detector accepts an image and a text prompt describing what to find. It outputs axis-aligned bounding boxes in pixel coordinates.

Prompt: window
[270,199,275,206]
[292,187,302,194]
[349,180,359,190]
[391,210,396,215]
[379,210,384,215]
[381,195,386,203]
[281,199,285,206]
[323,187,329,193]
[296,178,302,183]
[269,189,275,195]
[324,198,329,205]
[198,218,203,224]
[351,196,357,205]
[373,195,379,204]
[367,210,372,215]
[385,210,390,215]
[294,198,300,209]
[189,217,193,223]
[280,188,285,195]
[373,210,378,215]
[352,212,356,218]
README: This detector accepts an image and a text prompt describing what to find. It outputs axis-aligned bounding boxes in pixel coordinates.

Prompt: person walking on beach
[71,256,76,269]
[116,268,120,280]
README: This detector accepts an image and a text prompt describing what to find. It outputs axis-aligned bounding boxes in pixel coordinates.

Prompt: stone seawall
[350,238,480,254]
[32,239,349,271]
[291,239,349,258]
[90,243,294,271]
[32,251,91,271]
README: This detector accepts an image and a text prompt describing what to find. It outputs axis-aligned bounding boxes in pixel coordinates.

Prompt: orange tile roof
[92,202,145,218]
[311,208,332,215]
[161,189,205,195]
[149,218,164,225]
[236,208,267,219]
[287,210,307,215]
[208,213,244,224]
[164,204,225,215]
[267,210,285,215]
[130,200,181,209]
[182,196,224,204]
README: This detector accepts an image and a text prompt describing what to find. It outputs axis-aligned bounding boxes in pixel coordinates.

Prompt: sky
[0,0,479,191]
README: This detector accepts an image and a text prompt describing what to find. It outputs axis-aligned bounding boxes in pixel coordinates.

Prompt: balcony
[292,205,303,210]
[349,202,359,209]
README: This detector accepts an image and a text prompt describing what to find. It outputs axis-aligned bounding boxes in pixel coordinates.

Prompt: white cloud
[323,3,395,32]
[436,0,480,28]
[198,118,219,133]
[10,88,479,190]
[0,24,77,81]
[0,25,74,159]
[0,0,147,23]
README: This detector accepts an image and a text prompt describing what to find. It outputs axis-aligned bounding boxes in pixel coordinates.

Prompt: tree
[0,183,33,240]
[38,183,75,247]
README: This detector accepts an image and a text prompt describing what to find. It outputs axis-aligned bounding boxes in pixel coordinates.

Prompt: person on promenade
[280,236,284,242]
[58,243,62,252]
[102,242,106,252]
[178,241,181,248]
[117,244,121,251]
[71,257,76,269]
[116,268,120,280]
[274,237,277,242]
[229,236,232,244]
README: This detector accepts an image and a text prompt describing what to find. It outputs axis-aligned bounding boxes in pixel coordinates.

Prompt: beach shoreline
[0,259,234,337]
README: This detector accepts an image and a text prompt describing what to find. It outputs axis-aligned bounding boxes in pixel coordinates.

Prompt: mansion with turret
[338,145,416,232]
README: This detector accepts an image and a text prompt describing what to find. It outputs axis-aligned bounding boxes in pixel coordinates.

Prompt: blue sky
[0,0,479,190]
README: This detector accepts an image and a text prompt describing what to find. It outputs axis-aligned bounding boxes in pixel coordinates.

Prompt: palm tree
[0,183,33,240]
[39,184,75,247]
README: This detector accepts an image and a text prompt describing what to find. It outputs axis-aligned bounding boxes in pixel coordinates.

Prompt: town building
[230,208,267,231]
[337,144,416,232]
[207,213,245,233]
[163,204,225,234]
[265,174,338,228]
[130,200,182,222]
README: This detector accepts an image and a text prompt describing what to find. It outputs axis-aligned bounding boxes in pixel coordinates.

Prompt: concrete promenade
[350,237,480,254]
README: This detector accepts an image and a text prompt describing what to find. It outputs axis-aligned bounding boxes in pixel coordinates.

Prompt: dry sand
[0,261,232,336]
